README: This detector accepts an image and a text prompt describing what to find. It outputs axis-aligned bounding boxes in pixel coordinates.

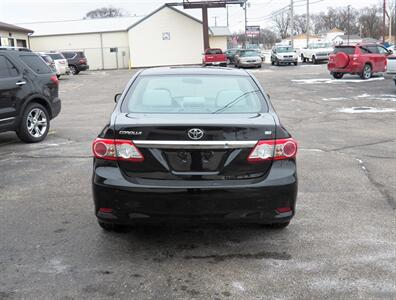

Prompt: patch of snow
[293,77,384,84]
[232,281,246,292]
[337,107,396,113]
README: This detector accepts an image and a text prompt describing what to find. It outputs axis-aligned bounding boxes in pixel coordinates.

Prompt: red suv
[328,43,391,79]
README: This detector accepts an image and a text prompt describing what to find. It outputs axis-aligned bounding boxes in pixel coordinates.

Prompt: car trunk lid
[114,113,276,180]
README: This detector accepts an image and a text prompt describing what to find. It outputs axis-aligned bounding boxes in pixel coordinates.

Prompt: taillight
[78,59,86,64]
[50,75,59,85]
[92,138,144,162]
[352,54,358,61]
[247,138,297,162]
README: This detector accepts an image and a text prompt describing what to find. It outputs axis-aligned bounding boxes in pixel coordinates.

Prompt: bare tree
[85,7,127,19]
[272,11,290,39]
[359,5,382,38]
[294,14,308,35]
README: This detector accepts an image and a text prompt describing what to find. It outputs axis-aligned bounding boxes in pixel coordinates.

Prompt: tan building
[20,5,231,69]
[0,21,33,48]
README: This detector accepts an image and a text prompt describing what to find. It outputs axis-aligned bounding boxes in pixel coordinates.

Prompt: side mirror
[266,93,270,99]
[114,93,122,103]
[388,50,393,55]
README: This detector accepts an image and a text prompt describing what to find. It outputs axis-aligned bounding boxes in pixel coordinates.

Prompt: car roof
[140,67,250,76]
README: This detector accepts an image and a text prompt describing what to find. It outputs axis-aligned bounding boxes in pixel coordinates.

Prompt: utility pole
[290,0,294,48]
[347,5,350,45]
[244,0,248,48]
[306,0,309,48]
[226,5,229,27]
[202,6,209,50]
[383,0,386,43]
[394,0,396,44]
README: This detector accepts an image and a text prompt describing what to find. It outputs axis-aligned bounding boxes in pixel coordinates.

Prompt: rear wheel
[271,59,274,65]
[360,64,372,80]
[332,72,344,79]
[69,65,79,75]
[17,103,49,143]
[264,221,290,229]
[275,59,280,66]
[56,74,60,79]
[98,221,129,232]
[312,56,317,64]
[301,54,306,63]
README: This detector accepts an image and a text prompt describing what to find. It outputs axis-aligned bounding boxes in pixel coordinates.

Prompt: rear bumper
[328,62,363,74]
[51,97,61,119]
[92,160,298,224]
[204,61,227,66]
[77,64,89,71]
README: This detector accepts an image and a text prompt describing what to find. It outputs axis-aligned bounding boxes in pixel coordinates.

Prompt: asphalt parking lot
[1,64,395,299]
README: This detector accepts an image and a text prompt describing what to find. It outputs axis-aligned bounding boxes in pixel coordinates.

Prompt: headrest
[142,89,172,106]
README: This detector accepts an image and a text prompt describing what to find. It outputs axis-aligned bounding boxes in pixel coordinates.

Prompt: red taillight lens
[92,138,144,162]
[78,59,86,64]
[247,138,297,162]
[50,75,59,85]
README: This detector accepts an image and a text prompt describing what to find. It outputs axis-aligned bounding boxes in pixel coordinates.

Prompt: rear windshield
[333,47,356,55]
[122,75,267,114]
[40,55,53,63]
[239,50,259,57]
[47,53,64,60]
[76,51,86,58]
[20,55,52,74]
[206,49,222,55]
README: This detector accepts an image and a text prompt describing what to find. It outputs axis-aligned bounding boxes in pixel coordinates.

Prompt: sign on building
[246,26,260,37]
[162,32,171,40]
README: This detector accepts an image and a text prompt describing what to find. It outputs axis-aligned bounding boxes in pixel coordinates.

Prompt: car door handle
[16,81,26,86]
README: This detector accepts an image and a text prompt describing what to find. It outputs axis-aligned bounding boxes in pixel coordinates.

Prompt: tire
[332,72,344,79]
[69,65,79,75]
[360,64,372,80]
[294,61,298,66]
[264,221,290,229]
[16,103,50,143]
[312,56,316,64]
[275,59,280,66]
[98,221,128,232]
[394,79,396,86]
[271,60,274,65]
[301,54,306,63]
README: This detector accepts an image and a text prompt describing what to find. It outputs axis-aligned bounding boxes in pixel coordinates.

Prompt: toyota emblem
[188,128,204,140]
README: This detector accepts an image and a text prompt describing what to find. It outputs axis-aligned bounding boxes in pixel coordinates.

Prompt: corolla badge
[188,128,204,140]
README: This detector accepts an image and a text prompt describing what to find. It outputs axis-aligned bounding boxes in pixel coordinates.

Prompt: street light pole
[290,0,294,48]
[244,0,248,48]
[347,5,350,45]
[306,0,309,48]
[383,0,386,43]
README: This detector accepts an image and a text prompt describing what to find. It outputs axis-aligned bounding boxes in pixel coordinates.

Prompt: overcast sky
[1,0,379,32]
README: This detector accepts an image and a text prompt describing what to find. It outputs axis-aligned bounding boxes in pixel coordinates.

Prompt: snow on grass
[337,107,396,113]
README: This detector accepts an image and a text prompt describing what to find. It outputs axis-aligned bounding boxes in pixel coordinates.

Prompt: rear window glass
[206,49,222,55]
[122,75,267,114]
[47,53,64,60]
[76,52,86,58]
[41,55,53,63]
[20,55,51,74]
[239,50,259,57]
[62,52,75,59]
[334,47,355,55]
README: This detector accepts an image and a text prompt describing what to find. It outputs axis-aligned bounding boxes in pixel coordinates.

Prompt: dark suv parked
[0,50,61,142]
[61,51,89,75]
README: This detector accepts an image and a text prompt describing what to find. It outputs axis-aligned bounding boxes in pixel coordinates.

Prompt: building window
[16,39,27,47]
[8,38,15,47]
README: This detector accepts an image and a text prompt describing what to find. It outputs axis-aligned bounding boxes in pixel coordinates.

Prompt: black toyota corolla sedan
[92,67,297,231]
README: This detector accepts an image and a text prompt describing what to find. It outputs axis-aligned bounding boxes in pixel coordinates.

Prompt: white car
[45,52,70,78]
[300,42,333,64]
[386,55,396,86]
[271,46,298,66]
